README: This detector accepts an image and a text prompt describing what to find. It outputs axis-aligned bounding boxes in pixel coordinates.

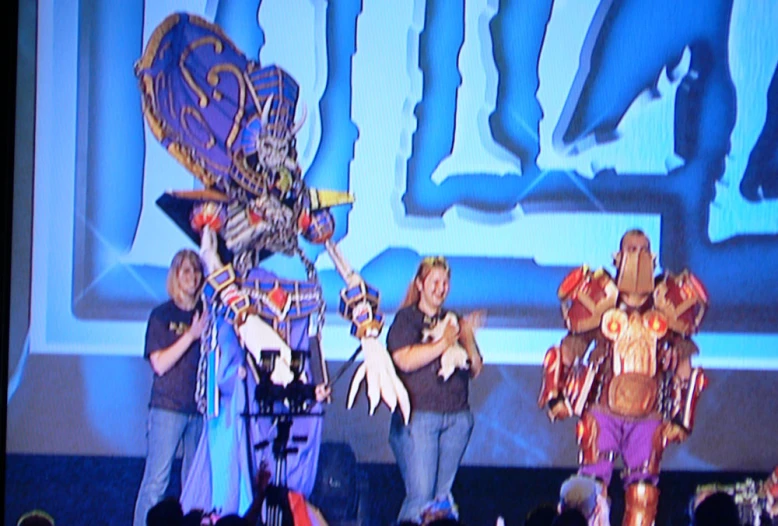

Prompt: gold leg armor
[538,346,572,421]
[646,422,667,478]
[576,412,600,466]
[622,482,659,526]
[592,480,612,526]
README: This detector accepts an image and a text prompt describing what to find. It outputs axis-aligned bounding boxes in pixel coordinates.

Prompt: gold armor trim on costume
[170,189,230,202]
[538,346,563,407]
[602,309,666,377]
[623,482,659,526]
[607,374,658,418]
[539,346,574,421]
[559,267,619,333]
[309,188,356,210]
[601,308,667,417]
[565,361,597,417]
[647,422,667,476]
[676,367,707,432]
[653,270,708,337]
[576,413,600,466]
[206,264,237,292]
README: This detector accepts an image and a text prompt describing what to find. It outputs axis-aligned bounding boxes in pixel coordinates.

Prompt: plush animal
[422,312,470,381]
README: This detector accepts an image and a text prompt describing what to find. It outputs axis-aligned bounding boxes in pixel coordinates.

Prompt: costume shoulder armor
[558,266,618,333]
[653,270,708,336]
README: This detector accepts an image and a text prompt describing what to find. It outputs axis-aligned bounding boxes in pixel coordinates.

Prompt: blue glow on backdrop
[31,0,778,370]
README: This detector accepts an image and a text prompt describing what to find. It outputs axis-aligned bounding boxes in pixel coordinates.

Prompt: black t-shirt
[145,300,201,414]
[386,305,469,413]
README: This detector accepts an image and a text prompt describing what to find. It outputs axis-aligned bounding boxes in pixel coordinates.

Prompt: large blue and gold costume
[135,13,409,517]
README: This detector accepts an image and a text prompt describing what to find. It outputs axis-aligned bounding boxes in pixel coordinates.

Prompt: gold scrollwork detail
[202,155,231,174]
[158,41,172,62]
[141,108,164,142]
[167,86,179,127]
[135,13,180,72]
[180,37,225,109]
[206,63,246,148]
[189,15,240,53]
[181,106,216,149]
[140,75,164,141]
[149,71,168,114]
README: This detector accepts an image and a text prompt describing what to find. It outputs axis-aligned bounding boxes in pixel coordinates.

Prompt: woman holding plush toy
[386,255,484,524]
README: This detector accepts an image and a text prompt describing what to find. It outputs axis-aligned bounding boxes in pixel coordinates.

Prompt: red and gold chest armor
[542,265,709,432]
[600,308,667,417]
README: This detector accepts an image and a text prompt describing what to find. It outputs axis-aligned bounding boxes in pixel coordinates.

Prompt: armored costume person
[538,230,708,526]
[135,13,409,516]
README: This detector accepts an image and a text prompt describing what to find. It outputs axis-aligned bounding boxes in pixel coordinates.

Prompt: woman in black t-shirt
[387,256,484,524]
[133,249,207,526]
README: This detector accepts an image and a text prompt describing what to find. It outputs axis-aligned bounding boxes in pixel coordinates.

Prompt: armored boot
[622,482,659,526]
[592,480,611,526]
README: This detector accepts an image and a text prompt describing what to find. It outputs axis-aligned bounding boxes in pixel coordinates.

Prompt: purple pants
[578,408,662,487]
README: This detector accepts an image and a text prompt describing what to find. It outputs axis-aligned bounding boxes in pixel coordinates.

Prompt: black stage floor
[3,452,769,525]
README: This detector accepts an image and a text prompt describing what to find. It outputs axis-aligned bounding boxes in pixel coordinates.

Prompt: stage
[6,3,778,526]
[4,452,768,525]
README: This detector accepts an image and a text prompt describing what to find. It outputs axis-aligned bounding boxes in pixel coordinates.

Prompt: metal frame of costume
[538,232,709,526]
[134,13,409,518]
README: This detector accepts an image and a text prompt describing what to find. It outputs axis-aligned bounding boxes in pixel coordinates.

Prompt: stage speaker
[310,442,365,525]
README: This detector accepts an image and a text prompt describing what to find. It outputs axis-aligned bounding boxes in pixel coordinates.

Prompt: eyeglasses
[421,255,449,270]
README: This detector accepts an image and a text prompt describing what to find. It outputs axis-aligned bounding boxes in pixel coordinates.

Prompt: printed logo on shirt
[169,321,190,336]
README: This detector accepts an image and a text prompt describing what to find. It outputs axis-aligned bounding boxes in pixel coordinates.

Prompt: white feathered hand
[423,312,469,381]
[322,239,409,422]
[347,337,411,424]
[238,316,294,387]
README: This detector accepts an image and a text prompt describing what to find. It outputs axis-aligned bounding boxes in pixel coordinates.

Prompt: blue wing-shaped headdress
[135,14,317,257]
[135,12,301,199]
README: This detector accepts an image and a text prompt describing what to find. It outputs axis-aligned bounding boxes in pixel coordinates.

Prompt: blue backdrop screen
[31,0,778,371]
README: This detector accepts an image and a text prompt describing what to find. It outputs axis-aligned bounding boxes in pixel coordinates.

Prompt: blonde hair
[399,256,451,309]
[166,249,204,306]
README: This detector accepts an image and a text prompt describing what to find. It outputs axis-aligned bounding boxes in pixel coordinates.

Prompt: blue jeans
[389,409,474,523]
[133,408,203,526]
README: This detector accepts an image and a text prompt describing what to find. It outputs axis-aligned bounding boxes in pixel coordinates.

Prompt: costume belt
[242,277,322,322]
